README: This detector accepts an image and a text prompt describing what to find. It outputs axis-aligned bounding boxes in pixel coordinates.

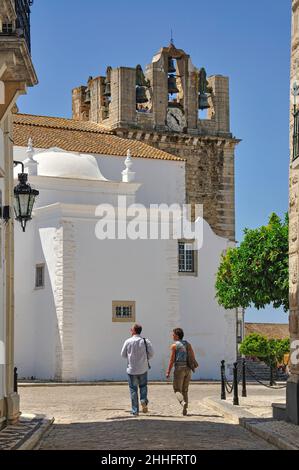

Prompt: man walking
[121,324,154,416]
[166,328,197,416]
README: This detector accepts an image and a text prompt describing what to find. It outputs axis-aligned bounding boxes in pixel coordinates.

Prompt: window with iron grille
[178,241,196,274]
[35,264,45,289]
[112,301,135,322]
[294,110,299,161]
[2,23,14,34]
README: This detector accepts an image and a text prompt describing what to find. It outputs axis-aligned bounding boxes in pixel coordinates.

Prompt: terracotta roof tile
[13,113,112,134]
[13,114,184,162]
[245,323,289,340]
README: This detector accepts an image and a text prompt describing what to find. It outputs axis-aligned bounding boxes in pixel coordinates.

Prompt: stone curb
[18,416,54,450]
[203,397,299,450]
[202,397,256,424]
[18,381,221,387]
[239,418,299,451]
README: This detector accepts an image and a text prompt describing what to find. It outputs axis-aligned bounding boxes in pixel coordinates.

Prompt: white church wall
[13,147,186,207]
[179,220,236,380]
[14,207,236,381]
[71,220,181,381]
[12,145,236,381]
[15,207,182,380]
[96,155,186,207]
[15,218,59,380]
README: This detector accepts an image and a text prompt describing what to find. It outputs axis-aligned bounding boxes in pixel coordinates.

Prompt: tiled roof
[13,113,184,162]
[13,113,112,134]
[245,323,289,340]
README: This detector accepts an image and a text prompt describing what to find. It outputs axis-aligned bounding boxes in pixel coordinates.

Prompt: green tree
[215,213,289,312]
[240,333,290,367]
[239,333,269,358]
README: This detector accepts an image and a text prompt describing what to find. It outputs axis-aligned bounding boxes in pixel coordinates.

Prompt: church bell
[198,93,210,110]
[136,85,148,104]
[168,75,179,95]
[84,88,91,103]
[104,81,111,97]
[168,57,176,74]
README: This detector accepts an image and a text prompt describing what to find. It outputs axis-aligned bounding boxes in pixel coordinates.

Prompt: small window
[112,301,135,322]
[35,264,45,289]
[2,23,13,34]
[178,241,197,275]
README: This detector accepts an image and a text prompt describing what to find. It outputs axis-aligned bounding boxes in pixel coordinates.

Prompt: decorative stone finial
[26,137,34,160]
[24,137,38,176]
[122,150,135,183]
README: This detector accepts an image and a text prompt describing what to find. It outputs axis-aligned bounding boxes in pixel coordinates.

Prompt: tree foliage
[240,333,290,366]
[239,333,269,358]
[215,213,289,312]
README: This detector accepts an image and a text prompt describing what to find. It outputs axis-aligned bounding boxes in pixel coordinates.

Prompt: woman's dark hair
[173,328,184,340]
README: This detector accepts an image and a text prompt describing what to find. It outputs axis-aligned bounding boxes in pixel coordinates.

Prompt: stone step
[237,359,289,382]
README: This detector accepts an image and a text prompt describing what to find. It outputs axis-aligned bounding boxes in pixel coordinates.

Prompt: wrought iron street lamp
[12,160,39,232]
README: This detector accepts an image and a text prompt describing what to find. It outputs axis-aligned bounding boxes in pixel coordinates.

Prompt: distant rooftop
[245,323,289,340]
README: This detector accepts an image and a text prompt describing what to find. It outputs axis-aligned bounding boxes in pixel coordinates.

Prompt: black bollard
[233,362,239,405]
[14,367,18,393]
[221,360,226,400]
[270,362,274,387]
[242,359,247,397]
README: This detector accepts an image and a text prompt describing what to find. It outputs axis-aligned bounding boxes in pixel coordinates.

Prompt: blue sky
[18,0,291,323]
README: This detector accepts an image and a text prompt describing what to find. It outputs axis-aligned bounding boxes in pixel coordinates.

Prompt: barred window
[112,301,135,322]
[35,264,45,289]
[178,241,197,275]
[2,23,13,34]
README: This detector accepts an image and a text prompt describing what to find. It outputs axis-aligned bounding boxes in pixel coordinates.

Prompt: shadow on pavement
[38,419,276,450]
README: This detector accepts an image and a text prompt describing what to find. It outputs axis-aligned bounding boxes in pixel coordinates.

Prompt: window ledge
[178,271,198,277]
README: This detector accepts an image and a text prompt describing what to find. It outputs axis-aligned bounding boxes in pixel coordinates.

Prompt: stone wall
[289,0,299,375]
[72,86,90,122]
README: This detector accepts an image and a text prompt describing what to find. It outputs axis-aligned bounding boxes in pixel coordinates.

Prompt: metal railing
[0,0,33,52]
[220,359,287,405]
[15,0,33,52]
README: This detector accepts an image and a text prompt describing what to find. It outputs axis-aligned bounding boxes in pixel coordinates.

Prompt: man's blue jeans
[127,372,148,415]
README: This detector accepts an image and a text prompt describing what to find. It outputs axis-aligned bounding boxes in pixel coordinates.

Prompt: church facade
[12,44,239,381]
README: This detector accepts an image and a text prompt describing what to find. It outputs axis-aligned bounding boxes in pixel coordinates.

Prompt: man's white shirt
[121,335,154,375]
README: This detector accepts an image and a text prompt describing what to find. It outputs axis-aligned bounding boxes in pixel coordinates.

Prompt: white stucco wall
[14,205,236,380]
[179,221,236,380]
[14,218,59,379]
[15,206,182,380]
[13,145,236,381]
[13,147,186,207]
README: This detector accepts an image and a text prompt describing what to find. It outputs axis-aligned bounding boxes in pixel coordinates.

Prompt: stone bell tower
[72,43,240,241]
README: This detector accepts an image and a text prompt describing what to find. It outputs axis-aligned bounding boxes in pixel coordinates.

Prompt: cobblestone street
[18,384,284,450]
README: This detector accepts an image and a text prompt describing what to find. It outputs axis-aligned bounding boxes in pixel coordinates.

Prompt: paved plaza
[18,383,286,450]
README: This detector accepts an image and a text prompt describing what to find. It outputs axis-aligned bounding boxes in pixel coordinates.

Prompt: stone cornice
[0,37,37,86]
[18,175,141,195]
[116,129,240,147]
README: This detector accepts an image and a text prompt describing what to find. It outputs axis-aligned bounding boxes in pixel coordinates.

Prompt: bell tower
[72,43,239,241]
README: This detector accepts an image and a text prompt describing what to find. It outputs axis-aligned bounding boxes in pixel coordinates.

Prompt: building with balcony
[0,0,37,427]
